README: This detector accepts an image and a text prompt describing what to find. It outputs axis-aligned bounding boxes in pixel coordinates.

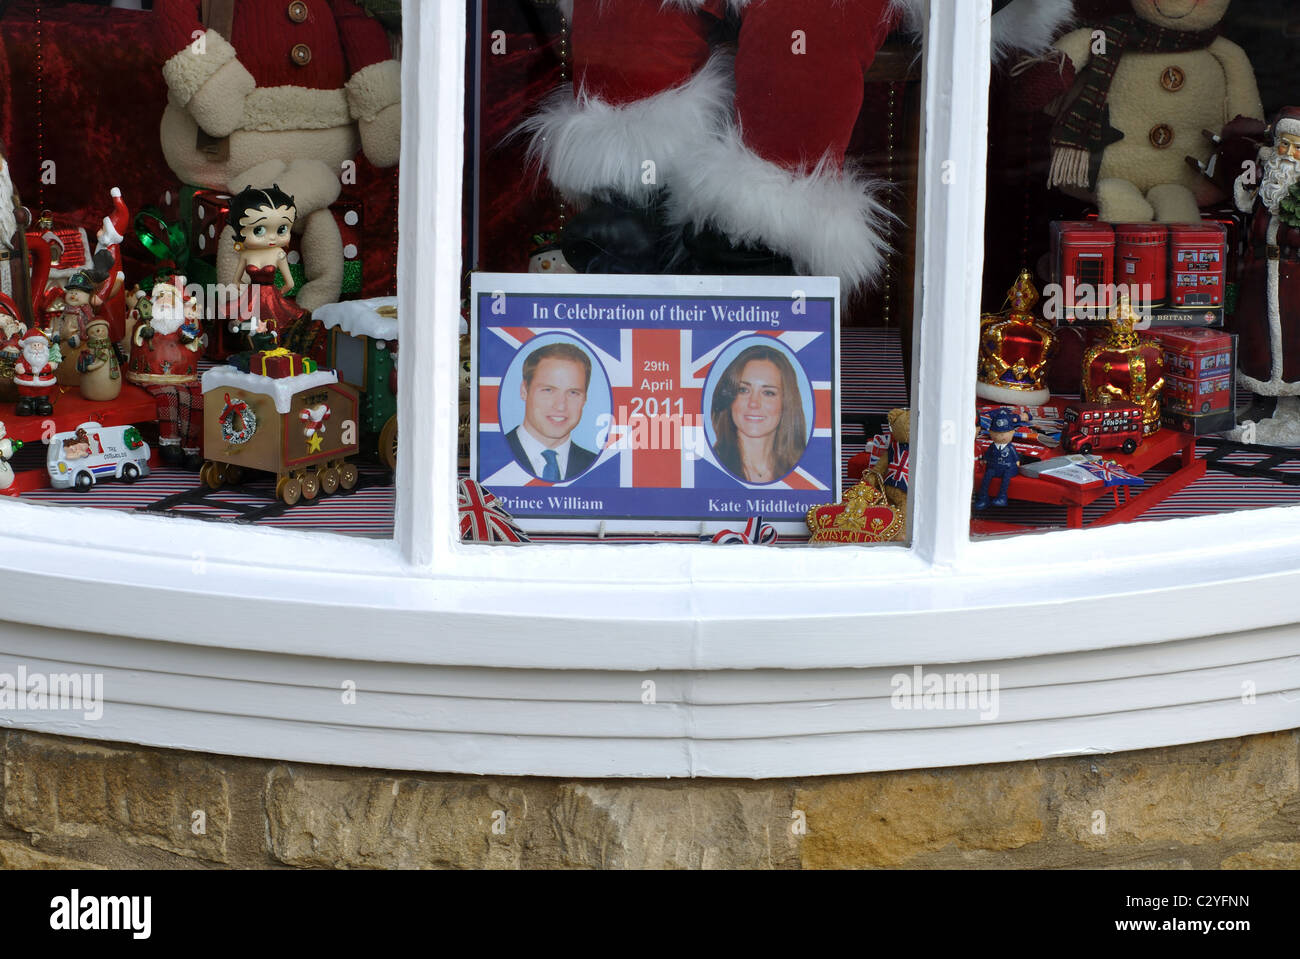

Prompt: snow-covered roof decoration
[202,366,339,415]
[314,296,399,341]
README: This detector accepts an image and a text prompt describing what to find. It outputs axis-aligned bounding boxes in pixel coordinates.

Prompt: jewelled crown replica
[978,270,1058,407]
[1082,292,1166,436]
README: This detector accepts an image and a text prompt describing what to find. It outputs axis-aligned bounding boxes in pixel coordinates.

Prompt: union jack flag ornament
[458,479,531,544]
[700,516,779,546]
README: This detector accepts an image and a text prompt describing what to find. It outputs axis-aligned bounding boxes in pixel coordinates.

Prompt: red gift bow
[701,517,779,546]
[458,479,530,544]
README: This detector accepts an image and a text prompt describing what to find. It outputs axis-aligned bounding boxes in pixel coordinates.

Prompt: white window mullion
[909,0,992,569]
[400,0,466,571]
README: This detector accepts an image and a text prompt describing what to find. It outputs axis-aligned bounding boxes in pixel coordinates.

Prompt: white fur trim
[890,0,926,35]
[346,60,402,122]
[892,0,1075,63]
[1277,117,1300,138]
[162,29,238,106]
[242,86,351,133]
[990,0,1076,63]
[518,52,734,204]
[667,125,895,292]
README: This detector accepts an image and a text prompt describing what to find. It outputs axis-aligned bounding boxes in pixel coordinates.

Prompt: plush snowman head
[528,248,576,275]
[1130,0,1231,32]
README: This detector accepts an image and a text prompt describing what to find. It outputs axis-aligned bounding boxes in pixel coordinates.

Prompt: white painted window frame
[0,1,1297,778]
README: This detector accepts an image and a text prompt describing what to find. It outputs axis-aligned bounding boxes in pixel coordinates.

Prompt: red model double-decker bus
[1168,224,1226,310]
[1060,402,1144,455]
[1166,374,1232,415]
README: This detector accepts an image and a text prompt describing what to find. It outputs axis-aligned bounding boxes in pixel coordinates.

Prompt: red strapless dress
[244,263,306,348]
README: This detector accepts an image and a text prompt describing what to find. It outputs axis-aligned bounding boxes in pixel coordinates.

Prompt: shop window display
[0,0,400,536]
[464,0,1076,545]
[976,0,1300,535]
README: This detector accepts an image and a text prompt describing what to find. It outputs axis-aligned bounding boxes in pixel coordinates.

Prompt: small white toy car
[47,422,151,492]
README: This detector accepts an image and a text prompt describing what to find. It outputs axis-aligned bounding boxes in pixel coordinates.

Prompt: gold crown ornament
[978,270,1058,406]
[807,472,905,544]
[1082,292,1166,435]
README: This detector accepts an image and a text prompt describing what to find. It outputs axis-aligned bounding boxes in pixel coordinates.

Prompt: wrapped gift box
[255,349,319,379]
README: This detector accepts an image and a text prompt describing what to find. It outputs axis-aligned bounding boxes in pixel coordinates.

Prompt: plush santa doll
[12,328,59,417]
[525,0,1076,293]
[126,278,205,470]
[155,1,401,311]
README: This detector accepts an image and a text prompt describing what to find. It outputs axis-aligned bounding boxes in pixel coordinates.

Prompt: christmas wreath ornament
[155,1,401,312]
[528,0,1077,294]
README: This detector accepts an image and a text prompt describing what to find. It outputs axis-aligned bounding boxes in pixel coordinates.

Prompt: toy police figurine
[975,407,1022,509]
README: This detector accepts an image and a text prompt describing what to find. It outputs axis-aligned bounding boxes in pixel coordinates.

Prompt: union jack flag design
[473,284,839,527]
[885,443,909,493]
[1079,459,1144,487]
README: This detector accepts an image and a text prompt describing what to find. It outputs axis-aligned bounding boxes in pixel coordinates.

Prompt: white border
[0,1,1295,779]
[468,272,841,535]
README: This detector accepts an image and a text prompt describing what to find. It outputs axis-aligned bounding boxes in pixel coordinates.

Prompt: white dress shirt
[516,425,573,480]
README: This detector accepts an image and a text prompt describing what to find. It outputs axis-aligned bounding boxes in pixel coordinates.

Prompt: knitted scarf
[1049,14,1220,191]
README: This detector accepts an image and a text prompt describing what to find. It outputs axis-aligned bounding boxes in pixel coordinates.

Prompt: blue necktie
[541,449,561,482]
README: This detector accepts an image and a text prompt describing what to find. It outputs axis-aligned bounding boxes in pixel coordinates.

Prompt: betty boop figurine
[227,185,309,353]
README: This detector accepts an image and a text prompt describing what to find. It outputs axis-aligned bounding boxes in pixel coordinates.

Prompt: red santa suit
[13,329,58,404]
[528,0,1076,292]
[156,0,401,310]
[126,285,205,457]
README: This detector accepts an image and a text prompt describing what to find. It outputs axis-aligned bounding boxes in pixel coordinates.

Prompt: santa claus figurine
[1231,107,1300,442]
[126,278,205,470]
[525,0,1076,293]
[155,1,401,311]
[12,328,59,417]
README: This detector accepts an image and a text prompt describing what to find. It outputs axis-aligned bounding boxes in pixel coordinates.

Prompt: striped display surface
[12,331,1300,539]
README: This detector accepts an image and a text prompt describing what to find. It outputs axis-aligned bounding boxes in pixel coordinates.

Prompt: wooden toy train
[201,361,360,506]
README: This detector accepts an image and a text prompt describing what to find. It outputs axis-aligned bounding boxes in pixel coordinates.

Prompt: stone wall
[1,728,1296,869]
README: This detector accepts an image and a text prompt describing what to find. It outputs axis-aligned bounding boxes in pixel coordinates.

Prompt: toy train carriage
[313,297,398,470]
[200,366,360,505]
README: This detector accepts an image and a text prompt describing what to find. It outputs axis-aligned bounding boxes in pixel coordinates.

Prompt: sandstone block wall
[0,729,1296,869]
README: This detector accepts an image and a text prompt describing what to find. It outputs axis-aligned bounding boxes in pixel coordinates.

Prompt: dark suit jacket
[506,427,597,481]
